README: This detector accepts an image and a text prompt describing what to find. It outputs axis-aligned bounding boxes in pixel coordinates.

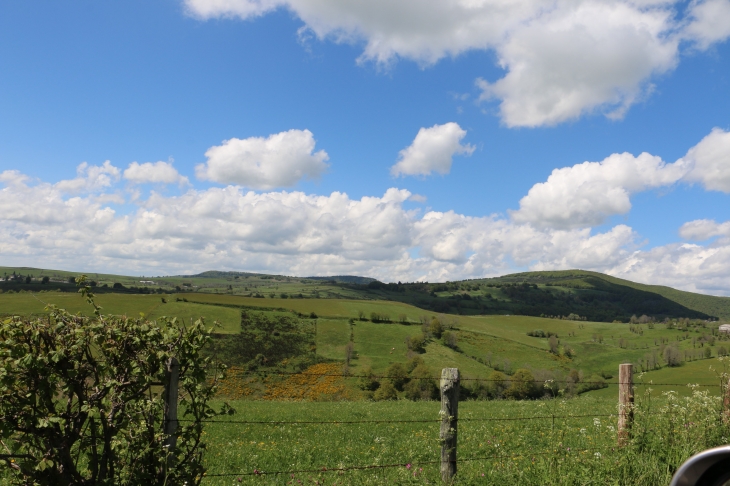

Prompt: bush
[527,329,546,337]
[404,365,438,400]
[429,318,443,338]
[407,333,426,353]
[357,366,379,391]
[442,330,458,349]
[488,370,508,399]
[506,369,536,399]
[0,279,228,485]
[385,362,409,391]
[406,355,425,373]
[373,381,398,401]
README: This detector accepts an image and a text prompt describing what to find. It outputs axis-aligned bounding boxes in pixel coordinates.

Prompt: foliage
[373,381,398,401]
[505,369,536,399]
[442,330,457,349]
[384,363,409,391]
[429,318,443,338]
[403,365,438,400]
[357,366,379,391]
[0,278,227,486]
[206,310,315,367]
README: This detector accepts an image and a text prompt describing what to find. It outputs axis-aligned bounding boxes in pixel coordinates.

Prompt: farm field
[2,290,728,390]
[4,266,730,322]
[199,388,728,485]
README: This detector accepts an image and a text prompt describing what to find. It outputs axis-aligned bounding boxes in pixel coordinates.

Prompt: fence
[157,363,730,484]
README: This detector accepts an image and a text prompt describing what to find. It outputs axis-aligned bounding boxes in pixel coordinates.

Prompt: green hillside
[2,265,729,322]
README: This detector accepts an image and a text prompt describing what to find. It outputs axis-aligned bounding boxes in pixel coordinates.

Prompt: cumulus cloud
[679,219,730,240]
[124,160,189,185]
[195,129,329,189]
[683,0,730,50]
[511,152,689,228]
[477,2,679,126]
[183,0,730,127]
[0,166,643,283]
[682,128,730,193]
[6,166,730,293]
[54,161,120,194]
[391,122,474,177]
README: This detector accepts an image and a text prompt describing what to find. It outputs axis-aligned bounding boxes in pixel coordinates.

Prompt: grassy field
[198,386,729,485]
[3,290,727,389]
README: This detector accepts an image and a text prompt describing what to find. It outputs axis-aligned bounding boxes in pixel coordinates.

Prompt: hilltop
[1,266,728,322]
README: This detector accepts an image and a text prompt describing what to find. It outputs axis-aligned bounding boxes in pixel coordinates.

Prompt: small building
[719,324,730,334]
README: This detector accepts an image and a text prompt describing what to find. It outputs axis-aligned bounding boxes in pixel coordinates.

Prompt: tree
[705,347,712,359]
[548,335,559,354]
[41,276,49,284]
[429,317,443,338]
[506,369,535,399]
[442,330,457,349]
[403,365,438,400]
[344,342,354,365]
[357,366,379,391]
[407,334,426,353]
[373,381,398,401]
[385,362,409,391]
[0,278,228,485]
[664,345,682,367]
[488,370,508,399]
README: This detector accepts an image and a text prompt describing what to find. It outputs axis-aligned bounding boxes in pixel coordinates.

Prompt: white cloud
[54,161,120,194]
[679,219,730,240]
[682,128,730,193]
[183,0,729,127]
[124,160,189,186]
[510,152,689,229]
[683,0,730,50]
[391,122,474,177]
[408,193,427,203]
[477,2,679,127]
[0,167,643,284]
[195,129,329,189]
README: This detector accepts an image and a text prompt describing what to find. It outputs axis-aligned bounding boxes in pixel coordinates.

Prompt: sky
[1,0,730,294]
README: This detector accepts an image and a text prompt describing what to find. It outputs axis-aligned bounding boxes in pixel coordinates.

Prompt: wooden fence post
[618,363,633,446]
[164,357,180,460]
[440,368,459,483]
[722,380,730,423]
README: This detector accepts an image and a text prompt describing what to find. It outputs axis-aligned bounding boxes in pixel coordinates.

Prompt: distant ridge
[305,275,376,285]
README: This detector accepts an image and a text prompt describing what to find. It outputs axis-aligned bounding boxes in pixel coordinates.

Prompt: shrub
[506,369,536,399]
[527,329,546,337]
[442,330,458,349]
[429,318,443,338]
[406,355,425,373]
[404,365,438,400]
[488,370,508,399]
[0,279,228,485]
[385,362,409,391]
[407,334,426,353]
[373,381,398,401]
[357,366,379,391]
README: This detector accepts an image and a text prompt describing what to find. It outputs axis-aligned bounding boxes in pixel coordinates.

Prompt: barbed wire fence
[154,363,730,483]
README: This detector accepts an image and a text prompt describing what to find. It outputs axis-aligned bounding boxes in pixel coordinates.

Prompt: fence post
[618,363,633,446]
[164,357,180,459]
[722,380,730,423]
[440,368,459,483]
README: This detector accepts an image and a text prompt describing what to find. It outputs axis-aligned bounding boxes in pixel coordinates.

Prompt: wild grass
[199,384,730,485]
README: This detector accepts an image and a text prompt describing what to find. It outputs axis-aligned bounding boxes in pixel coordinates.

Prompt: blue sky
[1,0,730,293]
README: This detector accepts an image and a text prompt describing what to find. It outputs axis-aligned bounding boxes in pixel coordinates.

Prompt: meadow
[199,381,730,485]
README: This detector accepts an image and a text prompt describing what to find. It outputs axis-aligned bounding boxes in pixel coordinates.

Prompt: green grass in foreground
[200,387,729,485]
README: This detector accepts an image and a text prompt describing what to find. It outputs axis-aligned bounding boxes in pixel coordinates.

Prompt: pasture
[199,385,728,485]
